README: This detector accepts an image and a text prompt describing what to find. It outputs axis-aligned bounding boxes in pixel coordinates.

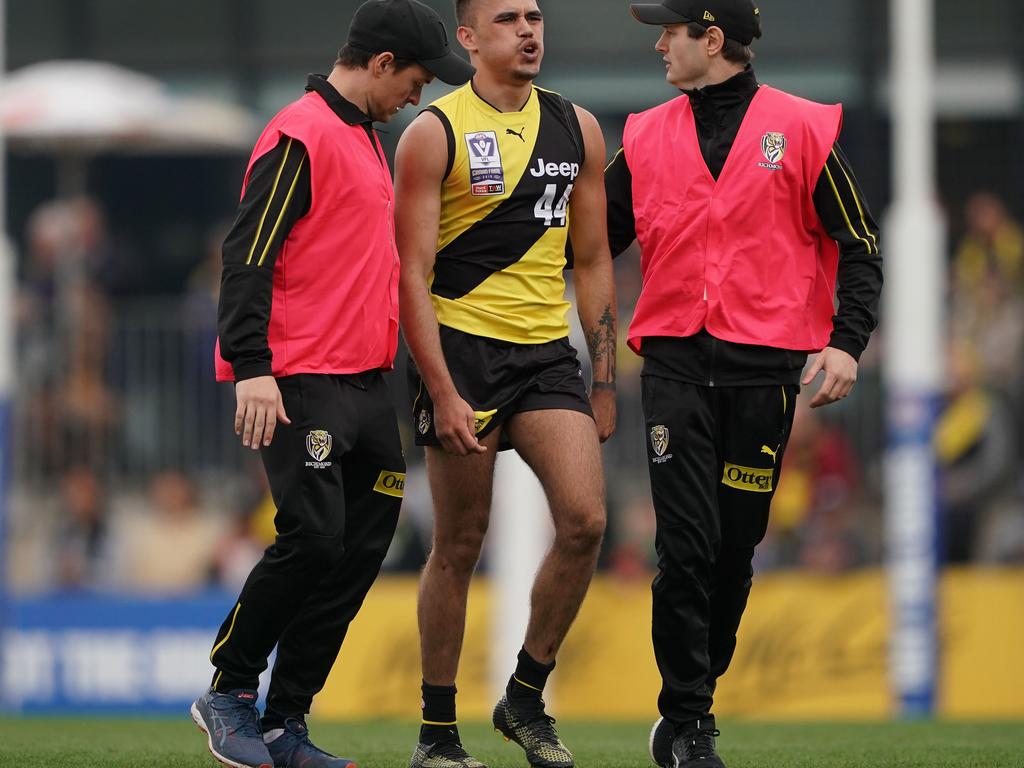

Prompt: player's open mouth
[521,42,539,57]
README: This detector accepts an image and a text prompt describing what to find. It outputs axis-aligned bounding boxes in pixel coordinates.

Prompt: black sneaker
[492,695,573,768]
[648,717,674,767]
[670,717,725,768]
[408,739,487,768]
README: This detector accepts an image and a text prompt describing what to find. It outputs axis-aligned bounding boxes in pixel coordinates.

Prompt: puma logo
[506,127,526,142]
[761,444,779,463]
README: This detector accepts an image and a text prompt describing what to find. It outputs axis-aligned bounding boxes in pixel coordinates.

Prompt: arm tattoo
[585,303,616,386]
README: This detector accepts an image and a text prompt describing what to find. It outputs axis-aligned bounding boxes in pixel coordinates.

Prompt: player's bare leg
[492,408,606,768]
[418,428,502,684]
[411,429,501,768]
[506,408,605,661]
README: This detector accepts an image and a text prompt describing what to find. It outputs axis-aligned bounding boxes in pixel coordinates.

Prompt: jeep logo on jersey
[529,158,580,180]
[721,462,774,493]
[761,132,787,164]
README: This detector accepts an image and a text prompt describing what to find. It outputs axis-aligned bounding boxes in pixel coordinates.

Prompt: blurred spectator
[763,400,867,573]
[950,192,1024,390]
[210,465,274,591]
[606,493,657,581]
[110,470,225,593]
[18,197,118,476]
[935,340,1018,563]
[53,465,111,589]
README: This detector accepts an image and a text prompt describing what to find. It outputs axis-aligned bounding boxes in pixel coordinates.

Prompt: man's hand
[802,347,858,408]
[590,385,617,442]
[434,392,487,457]
[234,376,291,449]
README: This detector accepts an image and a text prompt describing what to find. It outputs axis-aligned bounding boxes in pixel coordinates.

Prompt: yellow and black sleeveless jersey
[424,84,585,344]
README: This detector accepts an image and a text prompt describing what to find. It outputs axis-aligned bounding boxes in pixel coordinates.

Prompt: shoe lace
[430,740,471,760]
[684,728,721,759]
[517,698,560,744]
[215,697,262,740]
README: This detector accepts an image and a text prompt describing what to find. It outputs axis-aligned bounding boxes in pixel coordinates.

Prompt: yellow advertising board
[315,569,1024,720]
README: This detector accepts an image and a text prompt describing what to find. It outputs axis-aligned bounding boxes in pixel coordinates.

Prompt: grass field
[0,719,1021,768]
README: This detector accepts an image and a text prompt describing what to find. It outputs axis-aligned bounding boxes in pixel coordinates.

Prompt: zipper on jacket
[708,335,718,387]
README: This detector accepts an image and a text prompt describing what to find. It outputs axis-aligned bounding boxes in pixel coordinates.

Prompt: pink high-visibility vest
[624,86,842,355]
[216,92,399,381]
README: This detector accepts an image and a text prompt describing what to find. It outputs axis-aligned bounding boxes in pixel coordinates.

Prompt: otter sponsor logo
[721,463,774,493]
[529,158,580,180]
[373,471,406,498]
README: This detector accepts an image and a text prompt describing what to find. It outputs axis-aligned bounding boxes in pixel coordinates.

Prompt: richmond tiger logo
[306,430,332,462]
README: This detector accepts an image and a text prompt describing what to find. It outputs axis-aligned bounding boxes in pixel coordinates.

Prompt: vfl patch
[305,430,333,469]
[758,131,786,171]
[473,409,498,435]
[650,425,673,464]
[721,462,774,493]
[465,131,505,196]
[418,409,432,436]
[373,470,406,498]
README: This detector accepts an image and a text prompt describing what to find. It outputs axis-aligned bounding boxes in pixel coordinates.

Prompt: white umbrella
[0,59,258,194]
[0,59,256,151]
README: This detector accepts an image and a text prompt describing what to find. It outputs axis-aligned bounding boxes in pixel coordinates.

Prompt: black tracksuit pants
[643,375,798,724]
[209,372,405,725]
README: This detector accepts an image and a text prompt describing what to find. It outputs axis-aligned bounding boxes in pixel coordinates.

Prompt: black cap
[348,0,475,85]
[629,0,761,45]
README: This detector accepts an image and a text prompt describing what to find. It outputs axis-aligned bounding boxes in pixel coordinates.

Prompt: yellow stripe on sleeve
[824,161,874,256]
[257,152,308,267]
[831,149,878,254]
[247,138,293,266]
[604,146,625,173]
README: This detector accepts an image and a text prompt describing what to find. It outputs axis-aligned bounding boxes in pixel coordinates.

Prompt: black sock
[419,682,459,744]
[507,647,555,699]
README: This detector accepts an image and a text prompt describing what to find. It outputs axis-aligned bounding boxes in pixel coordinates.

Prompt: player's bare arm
[569,105,618,442]
[395,112,485,456]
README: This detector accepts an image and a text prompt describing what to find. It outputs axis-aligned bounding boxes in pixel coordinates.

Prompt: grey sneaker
[265,718,355,768]
[191,687,273,768]
[492,695,573,768]
[649,717,674,767]
[670,717,725,768]
[408,740,487,768]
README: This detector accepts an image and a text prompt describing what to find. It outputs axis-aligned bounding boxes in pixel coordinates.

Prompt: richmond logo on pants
[305,430,333,469]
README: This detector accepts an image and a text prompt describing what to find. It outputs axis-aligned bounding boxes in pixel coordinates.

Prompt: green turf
[0,719,1020,768]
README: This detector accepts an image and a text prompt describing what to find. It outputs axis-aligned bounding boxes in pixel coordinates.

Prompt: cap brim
[629,3,691,24]
[418,51,475,86]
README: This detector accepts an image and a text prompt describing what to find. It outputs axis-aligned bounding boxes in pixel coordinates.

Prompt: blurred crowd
[7,190,1024,595]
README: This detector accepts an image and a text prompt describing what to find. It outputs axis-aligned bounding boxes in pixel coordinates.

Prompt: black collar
[305,74,372,126]
[682,66,759,104]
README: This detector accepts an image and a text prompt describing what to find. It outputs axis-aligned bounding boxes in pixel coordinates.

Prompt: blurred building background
[2,0,1023,718]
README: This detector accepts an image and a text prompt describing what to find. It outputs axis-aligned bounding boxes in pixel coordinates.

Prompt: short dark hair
[335,44,417,71]
[686,21,755,66]
[454,0,476,27]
